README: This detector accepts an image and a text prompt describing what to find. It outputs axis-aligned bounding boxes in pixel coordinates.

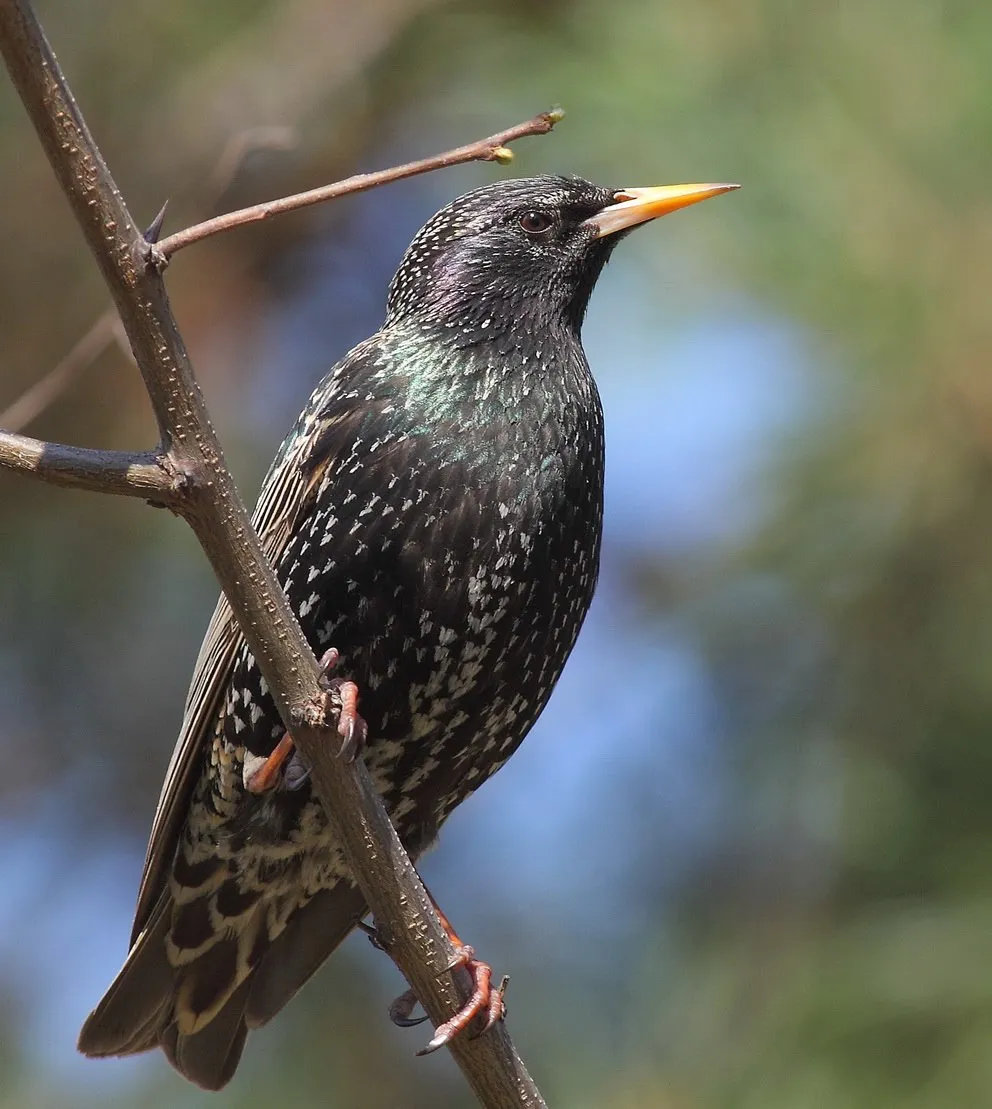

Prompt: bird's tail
[78,882,367,1090]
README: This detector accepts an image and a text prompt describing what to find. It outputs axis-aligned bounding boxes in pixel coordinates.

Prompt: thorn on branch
[135,201,172,273]
[143,200,170,243]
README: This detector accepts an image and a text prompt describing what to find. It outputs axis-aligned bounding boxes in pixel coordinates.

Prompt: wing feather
[130,401,342,940]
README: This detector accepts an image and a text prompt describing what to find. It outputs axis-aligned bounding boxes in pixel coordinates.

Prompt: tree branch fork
[0,1,558,1106]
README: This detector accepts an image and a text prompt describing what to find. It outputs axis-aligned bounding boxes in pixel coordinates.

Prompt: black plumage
[78,174,735,1088]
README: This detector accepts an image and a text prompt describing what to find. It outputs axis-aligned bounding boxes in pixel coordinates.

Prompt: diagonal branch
[0,2,552,1106]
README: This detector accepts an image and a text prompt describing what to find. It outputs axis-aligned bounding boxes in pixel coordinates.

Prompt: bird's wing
[129,395,345,943]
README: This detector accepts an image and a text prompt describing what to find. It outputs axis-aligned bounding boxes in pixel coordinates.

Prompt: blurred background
[2,0,991,1106]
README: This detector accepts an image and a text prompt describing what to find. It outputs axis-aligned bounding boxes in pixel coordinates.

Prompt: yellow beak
[584,182,740,238]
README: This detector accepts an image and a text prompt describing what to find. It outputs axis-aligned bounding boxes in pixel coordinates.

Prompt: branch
[0,3,550,1106]
[153,110,563,259]
[0,430,181,502]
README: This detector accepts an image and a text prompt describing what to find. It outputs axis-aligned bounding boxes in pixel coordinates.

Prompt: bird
[78,173,737,1089]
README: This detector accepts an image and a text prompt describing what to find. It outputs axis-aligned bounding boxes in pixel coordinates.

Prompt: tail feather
[162,980,251,1091]
[78,898,174,1058]
[79,881,367,1089]
[247,883,366,1028]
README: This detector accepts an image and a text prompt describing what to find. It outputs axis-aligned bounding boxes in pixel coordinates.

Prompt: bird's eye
[518,210,553,236]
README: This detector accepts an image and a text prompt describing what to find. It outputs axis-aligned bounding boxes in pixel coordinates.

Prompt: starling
[79,174,736,1088]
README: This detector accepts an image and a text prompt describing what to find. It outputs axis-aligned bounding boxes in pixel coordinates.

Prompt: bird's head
[385,175,737,344]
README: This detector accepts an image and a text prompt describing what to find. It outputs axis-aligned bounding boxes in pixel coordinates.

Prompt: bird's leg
[243,734,296,794]
[243,647,366,793]
[379,890,507,1054]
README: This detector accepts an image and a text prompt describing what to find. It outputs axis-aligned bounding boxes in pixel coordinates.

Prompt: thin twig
[0,2,549,1106]
[0,311,121,432]
[153,110,564,259]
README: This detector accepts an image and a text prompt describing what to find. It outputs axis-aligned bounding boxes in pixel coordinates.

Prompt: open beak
[583,182,739,238]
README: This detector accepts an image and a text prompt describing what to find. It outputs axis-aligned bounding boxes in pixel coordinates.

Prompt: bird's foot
[384,960,508,1046]
[242,649,366,793]
[318,647,368,762]
[416,945,507,1055]
[378,893,507,1054]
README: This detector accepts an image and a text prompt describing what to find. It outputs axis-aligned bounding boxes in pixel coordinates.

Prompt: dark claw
[356,919,387,952]
[315,647,368,761]
[282,750,312,791]
[470,975,509,1039]
[438,944,476,978]
[389,989,430,1028]
[317,647,341,682]
[336,703,368,762]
